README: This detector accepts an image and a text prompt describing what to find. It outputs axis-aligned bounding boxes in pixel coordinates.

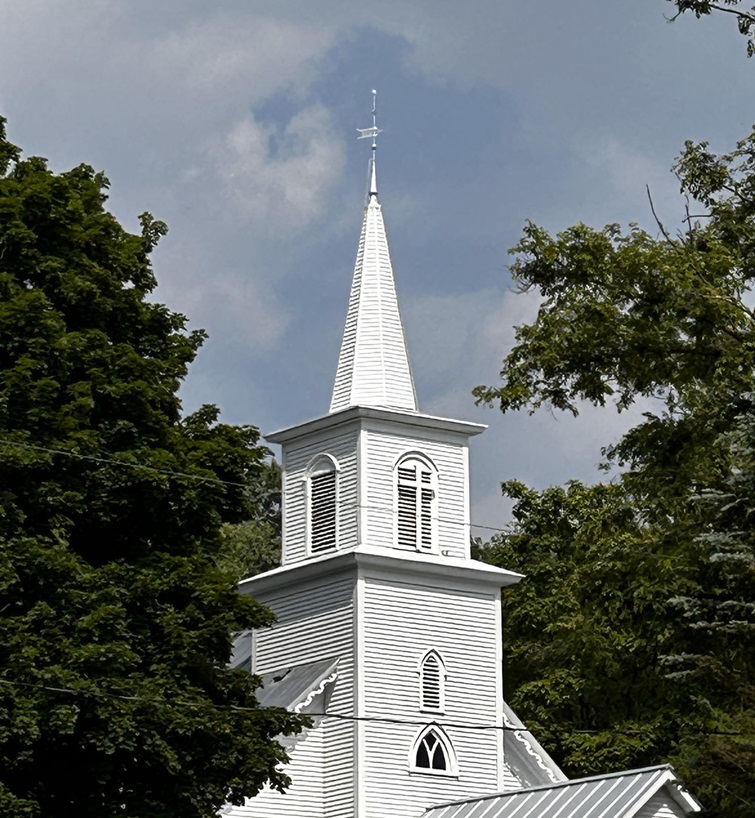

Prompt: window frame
[394,452,438,554]
[409,725,458,777]
[305,454,340,555]
[418,649,446,714]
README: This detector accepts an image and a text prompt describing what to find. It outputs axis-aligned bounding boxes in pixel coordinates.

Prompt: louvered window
[396,457,436,552]
[420,651,445,712]
[308,457,337,553]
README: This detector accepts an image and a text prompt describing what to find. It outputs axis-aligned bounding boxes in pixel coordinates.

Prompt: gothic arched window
[395,454,437,552]
[410,727,457,775]
[419,650,445,712]
[306,455,339,554]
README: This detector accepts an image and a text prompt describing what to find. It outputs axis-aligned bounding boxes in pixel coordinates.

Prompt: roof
[501,701,567,788]
[421,765,703,818]
[255,657,339,712]
[329,156,418,414]
[265,404,485,444]
[229,638,340,714]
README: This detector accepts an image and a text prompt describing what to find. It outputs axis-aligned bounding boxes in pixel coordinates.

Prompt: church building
[225,104,703,818]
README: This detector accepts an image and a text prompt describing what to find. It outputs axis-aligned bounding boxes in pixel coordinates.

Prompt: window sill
[409,768,459,779]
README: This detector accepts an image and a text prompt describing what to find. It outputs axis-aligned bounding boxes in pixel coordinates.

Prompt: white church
[225,110,703,818]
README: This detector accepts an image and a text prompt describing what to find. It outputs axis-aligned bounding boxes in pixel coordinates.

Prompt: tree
[475,129,755,816]
[667,393,755,812]
[668,1,755,56]
[484,480,696,776]
[217,460,282,581]
[0,118,303,818]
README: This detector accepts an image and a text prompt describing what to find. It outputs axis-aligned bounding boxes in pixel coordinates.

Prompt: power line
[0,676,518,730]
[0,437,696,555]
[0,438,250,489]
[0,678,747,738]
[0,437,509,533]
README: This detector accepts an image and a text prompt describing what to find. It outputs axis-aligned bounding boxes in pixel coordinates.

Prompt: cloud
[585,137,681,223]
[148,13,337,109]
[214,105,346,232]
[404,285,541,414]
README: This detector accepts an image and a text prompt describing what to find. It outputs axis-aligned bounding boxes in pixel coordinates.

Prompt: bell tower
[229,96,543,818]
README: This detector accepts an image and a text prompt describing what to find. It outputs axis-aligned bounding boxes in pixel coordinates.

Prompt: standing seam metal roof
[420,765,702,818]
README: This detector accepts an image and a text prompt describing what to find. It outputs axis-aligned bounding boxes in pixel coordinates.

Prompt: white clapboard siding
[363,427,469,559]
[501,761,522,791]
[324,718,357,817]
[252,573,358,818]
[635,794,686,818]
[228,726,324,818]
[281,427,359,564]
[360,577,502,817]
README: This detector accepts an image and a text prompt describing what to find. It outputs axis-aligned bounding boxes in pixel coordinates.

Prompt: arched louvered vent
[396,455,436,552]
[420,651,445,712]
[307,456,338,554]
[410,726,457,775]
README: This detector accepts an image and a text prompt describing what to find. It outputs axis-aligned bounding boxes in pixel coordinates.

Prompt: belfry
[225,97,703,818]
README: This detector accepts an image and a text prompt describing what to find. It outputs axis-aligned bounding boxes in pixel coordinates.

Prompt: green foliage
[482,481,695,776]
[477,130,755,816]
[667,395,755,811]
[217,460,282,581]
[669,1,755,56]
[0,117,304,817]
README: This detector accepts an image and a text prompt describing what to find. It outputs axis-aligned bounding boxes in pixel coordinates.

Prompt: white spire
[330,94,417,414]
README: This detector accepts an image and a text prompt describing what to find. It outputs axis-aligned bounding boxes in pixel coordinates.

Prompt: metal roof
[230,635,339,714]
[254,657,339,711]
[422,765,703,818]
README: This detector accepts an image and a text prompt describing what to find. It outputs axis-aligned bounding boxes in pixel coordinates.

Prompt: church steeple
[330,92,418,414]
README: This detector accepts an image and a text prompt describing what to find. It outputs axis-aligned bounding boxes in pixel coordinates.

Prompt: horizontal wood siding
[227,727,324,818]
[363,428,469,559]
[635,794,684,818]
[501,762,522,791]
[360,577,501,818]
[253,573,356,818]
[282,427,359,564]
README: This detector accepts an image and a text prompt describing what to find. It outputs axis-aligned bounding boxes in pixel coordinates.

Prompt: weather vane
[356,89,381,149]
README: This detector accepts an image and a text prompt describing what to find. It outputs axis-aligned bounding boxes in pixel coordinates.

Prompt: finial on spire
[356,89,381,148]
[357,90,381,198]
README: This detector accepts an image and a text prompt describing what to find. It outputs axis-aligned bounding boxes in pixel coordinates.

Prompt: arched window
[419,650,445,712]
[395,454,437,552]
[306,455,339,554]
[410,726,457,775]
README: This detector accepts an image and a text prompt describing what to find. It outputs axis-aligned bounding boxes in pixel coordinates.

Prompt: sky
[0,1,752,534]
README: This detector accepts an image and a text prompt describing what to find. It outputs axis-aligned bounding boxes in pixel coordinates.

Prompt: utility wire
[0,438,249,489]
[0,437,694,553]
[0,678,746,738]
[0,437,507,533]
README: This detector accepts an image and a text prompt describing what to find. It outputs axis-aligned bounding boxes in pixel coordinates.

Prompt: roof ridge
[427,764,675,808]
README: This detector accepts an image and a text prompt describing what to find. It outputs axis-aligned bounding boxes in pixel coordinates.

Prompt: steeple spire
[330,93,418,414]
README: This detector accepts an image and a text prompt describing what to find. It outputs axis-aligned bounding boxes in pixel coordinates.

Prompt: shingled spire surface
[329,144,417,413]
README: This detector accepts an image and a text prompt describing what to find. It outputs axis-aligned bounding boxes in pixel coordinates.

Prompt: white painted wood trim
[356,573,366,818]
[494,589,504,790]
[266,405,485,444]
[358,426,367,548]
[462,444,471,560]
[280,468,289,566]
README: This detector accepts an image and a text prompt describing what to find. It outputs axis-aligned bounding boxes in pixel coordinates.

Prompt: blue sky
[1,1,751,531]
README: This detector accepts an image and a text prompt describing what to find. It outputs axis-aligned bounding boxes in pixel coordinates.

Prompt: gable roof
[421,765,703,818]
[501,701,566,788]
